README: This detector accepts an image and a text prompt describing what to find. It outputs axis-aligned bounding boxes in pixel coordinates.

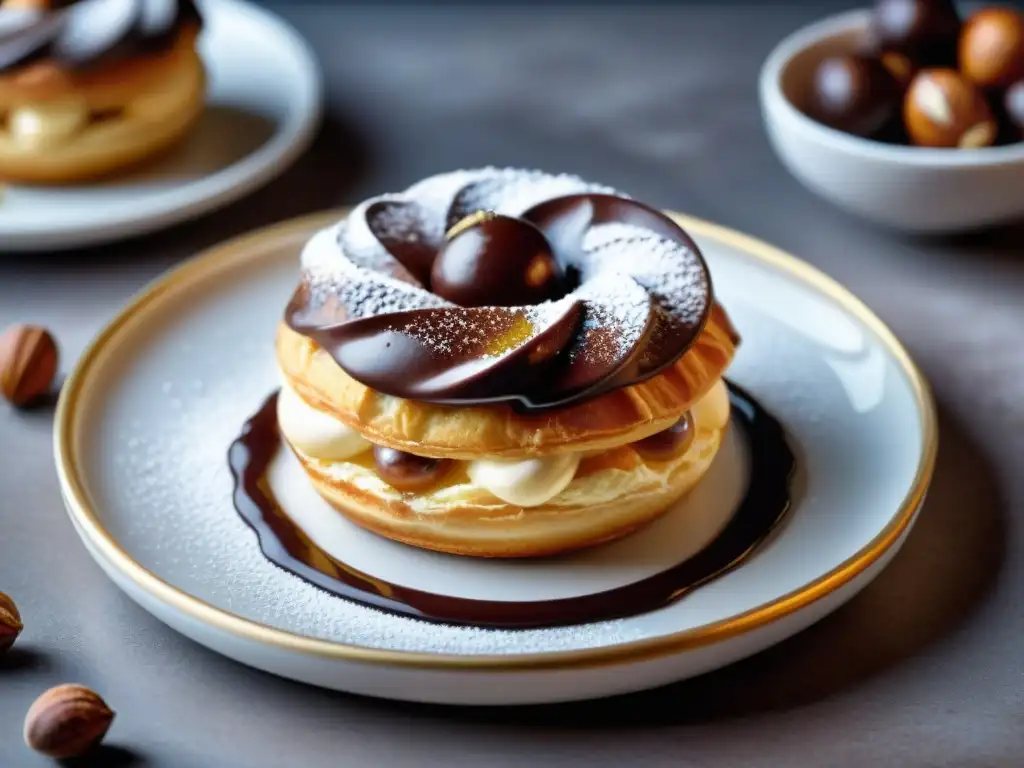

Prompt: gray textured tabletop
[1,2,1022,766]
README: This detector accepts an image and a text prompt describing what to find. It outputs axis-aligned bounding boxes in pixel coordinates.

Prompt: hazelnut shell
[0,324,58,407]
[0,591,22,654]
[24,684,115,759]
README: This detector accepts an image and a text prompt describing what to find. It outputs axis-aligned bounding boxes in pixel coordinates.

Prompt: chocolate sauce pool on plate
[228,382,795,629]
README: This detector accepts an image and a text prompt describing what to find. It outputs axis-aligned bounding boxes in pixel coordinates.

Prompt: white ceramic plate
[0,0,321,252]
[54,211,936,706]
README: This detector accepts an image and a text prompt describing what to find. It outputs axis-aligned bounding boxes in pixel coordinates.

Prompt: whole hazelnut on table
[904,68,997,147]
[807,53,903,137]
[872,0,961,78]
[0,591,22,654]
[0,323,58,407]
[959,7,1024,90]
[24,684,115,759]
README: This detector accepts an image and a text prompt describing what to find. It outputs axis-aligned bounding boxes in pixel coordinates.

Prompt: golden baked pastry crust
[0,26,205,183]
[276,303,739,460]
[289,415,728,558]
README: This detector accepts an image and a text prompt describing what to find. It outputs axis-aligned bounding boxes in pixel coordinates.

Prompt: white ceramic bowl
[759,9,1024,234]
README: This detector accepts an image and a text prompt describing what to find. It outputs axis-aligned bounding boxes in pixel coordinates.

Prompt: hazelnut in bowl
[759,1,1024,234]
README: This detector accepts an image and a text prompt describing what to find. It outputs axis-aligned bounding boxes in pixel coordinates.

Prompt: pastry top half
[278,167,740,460]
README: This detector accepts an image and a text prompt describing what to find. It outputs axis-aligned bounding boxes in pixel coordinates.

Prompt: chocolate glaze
[0,0,201,74]
[318,301,585,404]
[228,382,795,629]
[285,189,713,413]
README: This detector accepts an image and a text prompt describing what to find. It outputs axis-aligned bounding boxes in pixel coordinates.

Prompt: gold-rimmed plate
[54,210,936,705]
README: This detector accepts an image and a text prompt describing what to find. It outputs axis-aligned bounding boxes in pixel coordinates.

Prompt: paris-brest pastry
[276,168,740,557]
[0,0,205,183]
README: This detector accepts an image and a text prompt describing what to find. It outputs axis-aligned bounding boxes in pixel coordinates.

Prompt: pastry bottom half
[284,388,730,558]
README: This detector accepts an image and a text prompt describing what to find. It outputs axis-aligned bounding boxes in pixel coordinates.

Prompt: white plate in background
[0,0,321,252]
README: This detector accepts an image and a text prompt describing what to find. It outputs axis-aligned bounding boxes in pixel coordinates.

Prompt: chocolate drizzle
[228,382,795,629]
[0,0,201,74]
[285,169,715,412]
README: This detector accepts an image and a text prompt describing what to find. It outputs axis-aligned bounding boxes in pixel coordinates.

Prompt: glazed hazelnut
[0,324,58,407]
[24,684,114,759]
[872,0,961,69]
[959,7,1024,90]
[373,447,453,493]
[903,68,997,147]
[806,54,903,137]
[633,413,695,461]
[431,214,564,307]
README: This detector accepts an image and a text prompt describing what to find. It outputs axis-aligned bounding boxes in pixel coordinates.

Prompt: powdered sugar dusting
[302,226,449,321]
[584,221,709,328]
[398,297,577,358]
[567,272,651,366]
[308,262,448,321]
[296,168,708,389]
[315,168,621,284]
[447,167,619,226]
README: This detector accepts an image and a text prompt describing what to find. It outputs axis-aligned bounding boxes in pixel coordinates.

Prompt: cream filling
[467,453,581,507]
[304,446,686,518]
[8,100,89,148]
[691,378,730,434]
[276,383,370,461]
[279,380,730,510]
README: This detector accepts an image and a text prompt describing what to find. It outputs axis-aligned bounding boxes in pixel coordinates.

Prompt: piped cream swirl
[276,383,369,461]
[467,454,581,507]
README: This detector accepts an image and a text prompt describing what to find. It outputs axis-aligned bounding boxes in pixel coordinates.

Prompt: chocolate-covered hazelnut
[806,54,903,137]
[904,68,997,147]
[633,413,695,461]
[872,0,961,69]
[1002,79,1024,141]
[373,447,453,493]
[959,7,1024,90]
[431,214,564,307]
